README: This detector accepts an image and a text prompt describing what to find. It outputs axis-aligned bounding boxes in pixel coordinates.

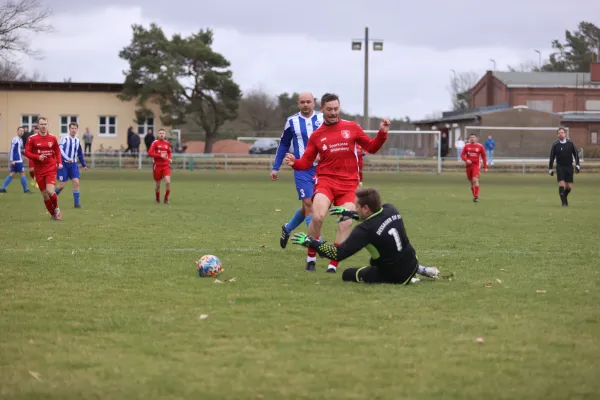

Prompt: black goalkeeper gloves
[329,206,359,223]
[576,165,580,174]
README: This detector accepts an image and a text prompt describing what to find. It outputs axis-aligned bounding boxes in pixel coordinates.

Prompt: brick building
[414,63,600,157]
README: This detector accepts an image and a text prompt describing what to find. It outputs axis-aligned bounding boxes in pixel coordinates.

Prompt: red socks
[329,243,340,267]
[155,191,160,202]
[474,186,480,198]
[307,236,321,258]
[44,198,55,215]
[50,193,58,209]
[29,170,34,179]
[165,189,170,202]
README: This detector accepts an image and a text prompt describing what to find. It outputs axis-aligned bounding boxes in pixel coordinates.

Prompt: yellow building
[0,81,167,153]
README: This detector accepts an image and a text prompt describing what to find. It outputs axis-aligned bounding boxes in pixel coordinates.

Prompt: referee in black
[549,127,580,207]
[290,188,440,284]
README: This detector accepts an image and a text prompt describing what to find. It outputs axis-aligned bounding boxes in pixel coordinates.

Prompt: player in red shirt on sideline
[23,117,64,220]
[356,144,366,187]
[147,128,173,204]
[460,133,487,202]
[284,93,389,273]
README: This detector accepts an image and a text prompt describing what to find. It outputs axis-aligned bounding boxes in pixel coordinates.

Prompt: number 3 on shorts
[299,188,305,198]
[388,228,403,251]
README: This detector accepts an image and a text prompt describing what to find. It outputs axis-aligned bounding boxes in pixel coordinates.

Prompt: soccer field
[1,170,599,399]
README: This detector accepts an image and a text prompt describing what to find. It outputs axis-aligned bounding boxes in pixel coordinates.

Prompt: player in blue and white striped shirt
[270,92,324,252]
[55,122,87,207]
[0,126,31,193]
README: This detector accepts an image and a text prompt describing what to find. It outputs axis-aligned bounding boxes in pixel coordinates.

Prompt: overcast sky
[19,0,599,120]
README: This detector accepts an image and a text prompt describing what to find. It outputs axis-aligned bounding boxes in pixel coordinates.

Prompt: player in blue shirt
[55,122,87,208]
[0,126,31,193]
[271,92,324,253]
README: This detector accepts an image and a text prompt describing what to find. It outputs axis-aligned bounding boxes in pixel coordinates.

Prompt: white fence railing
[1,152,597,174]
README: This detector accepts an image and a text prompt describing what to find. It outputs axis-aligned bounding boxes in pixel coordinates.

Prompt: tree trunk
[204,132,217,154]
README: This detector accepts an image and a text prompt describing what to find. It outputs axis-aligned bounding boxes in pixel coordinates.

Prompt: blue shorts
[57,163,80,182]
[10,163,24,173]
[294,168,315,200]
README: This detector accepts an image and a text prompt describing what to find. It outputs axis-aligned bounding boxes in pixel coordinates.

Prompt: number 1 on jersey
[388,228,403,251]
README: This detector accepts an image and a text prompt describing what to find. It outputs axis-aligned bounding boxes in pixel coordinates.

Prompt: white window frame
[21,114,39,131]
[585,100,600,111]
[136,116,155,137]
[60,115,79,137]
[98,115,117,137]
[526,100,553,113]
[591,131,598,144]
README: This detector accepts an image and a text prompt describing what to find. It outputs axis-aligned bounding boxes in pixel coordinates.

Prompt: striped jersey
[10,136,24,163]
[272,111,324,171]
[59,135,87,167]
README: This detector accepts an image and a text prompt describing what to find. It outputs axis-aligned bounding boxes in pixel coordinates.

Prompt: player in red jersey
[356,143,366,187]
[23,117,63,219]
[148,128,173,204]
[284,93,389,273]
[460,134,487,202]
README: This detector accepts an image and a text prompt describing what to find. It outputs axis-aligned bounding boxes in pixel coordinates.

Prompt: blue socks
[305,216,312,227]
[285,208,306,233]
[55,187,62,195]
[73,190,80,206]
[1,175,12,190]
[0,176,28,192]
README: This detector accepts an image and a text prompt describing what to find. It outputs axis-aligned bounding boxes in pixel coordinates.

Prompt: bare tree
[238,87,279,135]
[507,60,539,72]
[0,59,43,80]
[448,71,480,111]
[0,0,53,60]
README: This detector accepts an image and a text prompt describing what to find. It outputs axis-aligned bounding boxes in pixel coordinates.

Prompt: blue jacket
[484,139,495,151]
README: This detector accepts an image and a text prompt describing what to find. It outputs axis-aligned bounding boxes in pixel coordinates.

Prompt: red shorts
[313,178,357,206]
[153,165,171,181]
[466,165,480,181]
[36,172,56,191]
[28,159,34,169]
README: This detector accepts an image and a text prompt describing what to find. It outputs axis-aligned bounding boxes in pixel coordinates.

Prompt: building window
[137,116,154,136]
[585,100,600,111]
[591,131,598,144]
[526,100,553,113]
[60,115,79,136]
[21,114,39,131]
[99,116,117,136]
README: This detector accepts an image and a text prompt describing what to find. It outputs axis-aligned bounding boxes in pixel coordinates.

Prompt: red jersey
[461,143,487,166]
[24,132,62,175]
[292,120,387,184]
[148,139,172,167]
[356,144,366,157]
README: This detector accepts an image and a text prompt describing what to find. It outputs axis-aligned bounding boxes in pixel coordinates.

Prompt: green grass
[1,170,600,400]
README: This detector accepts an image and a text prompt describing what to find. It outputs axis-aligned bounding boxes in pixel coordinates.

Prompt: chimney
[591,62,600,83]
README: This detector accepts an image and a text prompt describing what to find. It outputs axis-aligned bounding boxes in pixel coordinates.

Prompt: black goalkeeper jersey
[549,139,579,169]
[314,203,417,271]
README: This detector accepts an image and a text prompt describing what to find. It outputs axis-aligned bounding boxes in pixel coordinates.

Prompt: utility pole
[352,27,383,130]
[534,49,541,69]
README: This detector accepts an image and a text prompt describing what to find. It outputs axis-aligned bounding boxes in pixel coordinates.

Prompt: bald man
[271,92,324,259]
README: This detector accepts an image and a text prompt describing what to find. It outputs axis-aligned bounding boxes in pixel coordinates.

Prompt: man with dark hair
[284,93,389,273]
[290,188,440,284]
[549,127,580,207]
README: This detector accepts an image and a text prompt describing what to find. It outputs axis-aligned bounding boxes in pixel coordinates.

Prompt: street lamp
[489,59,496,70]
[534,49,541,69]
[351,27,383,130]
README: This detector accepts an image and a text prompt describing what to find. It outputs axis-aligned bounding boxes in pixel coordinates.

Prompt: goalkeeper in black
[548,127,580,207]
[291,188,440,284]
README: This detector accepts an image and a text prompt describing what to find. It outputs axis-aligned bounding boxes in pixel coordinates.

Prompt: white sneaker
[410,277,420,284]
[421,266,440,279]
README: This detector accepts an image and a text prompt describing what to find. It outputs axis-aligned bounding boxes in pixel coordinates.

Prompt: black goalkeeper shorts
[556,165,574,183]
[342,259,419,285]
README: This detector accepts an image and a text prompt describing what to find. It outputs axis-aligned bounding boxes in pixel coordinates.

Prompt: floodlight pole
[352,27,383,131]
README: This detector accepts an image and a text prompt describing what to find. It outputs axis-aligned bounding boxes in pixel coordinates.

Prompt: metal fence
[2,152,597,174]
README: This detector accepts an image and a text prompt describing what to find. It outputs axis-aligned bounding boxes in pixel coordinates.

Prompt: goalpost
[464,126,583,162]
[365,130,442,174]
